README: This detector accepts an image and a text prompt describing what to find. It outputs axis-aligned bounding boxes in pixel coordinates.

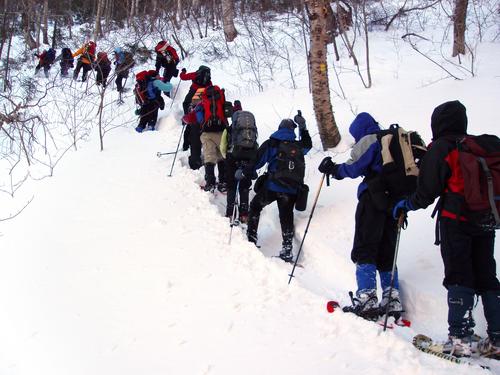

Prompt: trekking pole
[228,179,241,245]
[382,213,405,332]
[168,123,186,177]
[169,79,182,109]
[288,173,326,284]
[157,151,177,158]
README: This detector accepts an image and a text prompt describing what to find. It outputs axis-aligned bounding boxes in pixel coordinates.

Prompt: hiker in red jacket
[180,66,212,115]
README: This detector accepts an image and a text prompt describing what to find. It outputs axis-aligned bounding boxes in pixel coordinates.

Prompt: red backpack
[134,70,157,105]
[201,85,227,130]
[456,134,500,229]
[86,41,96,56]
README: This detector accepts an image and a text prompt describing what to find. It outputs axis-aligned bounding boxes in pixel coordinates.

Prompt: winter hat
[233,100,242,112]
[114,47,122,54]
[430,100,468,140]
[278,119,297,130]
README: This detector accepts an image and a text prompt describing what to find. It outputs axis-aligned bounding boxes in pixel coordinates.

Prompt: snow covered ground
[0,13,499,375]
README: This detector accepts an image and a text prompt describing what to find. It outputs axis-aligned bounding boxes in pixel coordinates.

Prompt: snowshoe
[342,290,380,321]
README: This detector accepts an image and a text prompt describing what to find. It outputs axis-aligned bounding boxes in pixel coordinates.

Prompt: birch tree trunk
[177,0,183,22]
[306,0,341,149]
[42,0,48,44]
[94,0,104,39]
[452,0,468,57]
[221,0,237,42]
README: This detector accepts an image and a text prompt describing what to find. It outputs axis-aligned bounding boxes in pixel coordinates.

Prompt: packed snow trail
[0,106,493,374]
[1,23,500,375]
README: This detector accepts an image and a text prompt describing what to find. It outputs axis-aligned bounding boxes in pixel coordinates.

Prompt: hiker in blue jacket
[318,112,403,320]
[245,115,312,262]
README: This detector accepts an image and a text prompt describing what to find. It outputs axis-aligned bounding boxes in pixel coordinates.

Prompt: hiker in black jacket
[394,100,500,358]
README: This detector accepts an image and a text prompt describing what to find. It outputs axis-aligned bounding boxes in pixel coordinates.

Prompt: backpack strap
[478,156,500,228]
[431,198,442,245]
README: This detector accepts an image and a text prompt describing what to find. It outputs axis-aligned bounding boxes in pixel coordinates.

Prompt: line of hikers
[172,83,500,359]
[34,40,136,92]
[35,40,499,359]
[316,102,498,359]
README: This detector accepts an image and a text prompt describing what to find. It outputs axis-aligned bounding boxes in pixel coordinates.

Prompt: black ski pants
[73,60,92,81]
[247,188,297,242]
[162,63,178,83]
[138,101,160,130]
[182,86,197,114]
[188,122,202,170]
[115,69,129,92]
[225,157,252,217]
[439,217,499,292]
[351,191,398,272]
[35,63,51,78]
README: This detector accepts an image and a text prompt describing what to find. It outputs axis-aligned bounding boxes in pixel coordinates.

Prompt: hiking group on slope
[32,40,499,361]
[176,70,499,360]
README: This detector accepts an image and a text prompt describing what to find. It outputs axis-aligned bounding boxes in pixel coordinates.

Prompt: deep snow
[0,13,499,375]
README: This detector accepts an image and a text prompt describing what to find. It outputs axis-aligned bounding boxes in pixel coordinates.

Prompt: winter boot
[477,337,500,359]
[343,289,379,320]
[447,286,475,339]
[217,182,228,193]
[247,228,258,245]
[239,202,249,224]
[203,163,216,192]
[279,230,294,262]
[482,290,500,350]
[246,212,259,245]
[380,288,403,319]
[442,336,473,357]
[217,161,227,193]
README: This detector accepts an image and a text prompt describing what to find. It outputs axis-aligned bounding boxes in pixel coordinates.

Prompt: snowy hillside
[1,11,499,375]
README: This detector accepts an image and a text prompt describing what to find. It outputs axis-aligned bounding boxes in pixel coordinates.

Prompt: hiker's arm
[72,47,83,58]
[155,54,162,73]
[180,71,196,81]
[153,80,172,93]
[300,129,312,154]
[335,135,378,180]
[253,140,272,171]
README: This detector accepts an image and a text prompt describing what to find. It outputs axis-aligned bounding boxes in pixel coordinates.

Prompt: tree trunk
[51,19,57,48]
[306,0,341,149]
[452,0,468,57]
[42,0,49,44]
[177,0,183,22]
[221,0,237,42]
[94,0,104,39]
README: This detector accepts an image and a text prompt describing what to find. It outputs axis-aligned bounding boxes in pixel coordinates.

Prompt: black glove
[294,111,306,130]
[318,157,338,176]
[181,68,187,74]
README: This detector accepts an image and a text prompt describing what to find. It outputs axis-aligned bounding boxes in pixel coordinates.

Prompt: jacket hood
[349,112,380,142]
[270,128,296,142]
[430,100,468,140]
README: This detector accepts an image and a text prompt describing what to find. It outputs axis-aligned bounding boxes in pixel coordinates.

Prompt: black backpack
[193,66,211,86]
[45,48,56,64]
[229,111,258,160]
[61,48,73,61]
[377,124,427,197]
[271,140,305,190]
